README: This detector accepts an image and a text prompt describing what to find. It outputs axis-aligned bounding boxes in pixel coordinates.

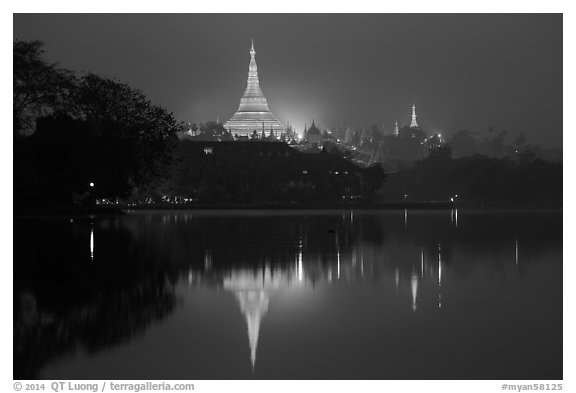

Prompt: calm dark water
[14,210,562,380]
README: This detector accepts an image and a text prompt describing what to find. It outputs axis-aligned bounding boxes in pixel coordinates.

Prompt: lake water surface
[14,210,562,379]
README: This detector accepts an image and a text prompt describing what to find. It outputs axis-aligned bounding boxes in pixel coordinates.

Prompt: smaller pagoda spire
[410,103,419,128]
[394,120,399,135]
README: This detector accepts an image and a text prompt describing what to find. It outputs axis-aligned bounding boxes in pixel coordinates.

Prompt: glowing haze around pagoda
[224,40,284,137]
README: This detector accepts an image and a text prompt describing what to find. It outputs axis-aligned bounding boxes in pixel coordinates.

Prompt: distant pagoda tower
[394,120,399,135]
[224,40,284,137]
[410,103,419,128]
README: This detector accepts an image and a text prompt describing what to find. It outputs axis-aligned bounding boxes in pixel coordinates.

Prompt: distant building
[305,120,322,146]
[224,40,284,137]
[172,140,385,203]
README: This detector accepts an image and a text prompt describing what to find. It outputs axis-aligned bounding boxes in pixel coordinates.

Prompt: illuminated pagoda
[224,40,284,137]
[409,103,419,128]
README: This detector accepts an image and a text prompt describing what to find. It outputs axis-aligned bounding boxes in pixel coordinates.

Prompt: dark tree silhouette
[448,129,478,158]
[14,41,182,208]
[13,40,76,135]
[75,74,182,187]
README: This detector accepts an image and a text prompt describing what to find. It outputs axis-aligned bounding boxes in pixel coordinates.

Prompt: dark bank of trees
[343,121,561,173]
[447,128,562,161]
[14,40,182,211]
[378,147,562,207]
[159,141,386,204]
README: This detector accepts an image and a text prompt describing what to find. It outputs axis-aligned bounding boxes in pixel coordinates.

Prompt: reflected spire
[235,289,268,368]
[438,243,442,309]
[455,208,459,228]
[404,209,408,229]
[90,224,94,261]
[438,243,442,286]
[421,247,425,278]
[336,233,341,280]
[297,235,303,281]
[411,271,418,311]
[204,249,212,271]
[224,271,278,369]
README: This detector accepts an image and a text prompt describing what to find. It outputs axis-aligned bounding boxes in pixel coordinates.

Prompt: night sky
[13,14,562,148]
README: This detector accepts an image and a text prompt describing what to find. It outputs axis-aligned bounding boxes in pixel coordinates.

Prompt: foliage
[13,40,76,135]
[13,41,182,208]
[75,74,182,186]
[377,151,562,206]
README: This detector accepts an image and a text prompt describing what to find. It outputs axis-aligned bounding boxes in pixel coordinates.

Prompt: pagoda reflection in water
[184,236,447,369]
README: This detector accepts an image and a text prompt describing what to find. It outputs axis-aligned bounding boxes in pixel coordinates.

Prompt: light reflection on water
[13,210,562,379]
[89,224,94,261]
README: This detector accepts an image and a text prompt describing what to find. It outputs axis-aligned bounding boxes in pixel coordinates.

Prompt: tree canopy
[14,40,182,208]
[13,40,76,135]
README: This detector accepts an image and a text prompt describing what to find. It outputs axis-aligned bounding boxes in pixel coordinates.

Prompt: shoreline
[13,202,562,218]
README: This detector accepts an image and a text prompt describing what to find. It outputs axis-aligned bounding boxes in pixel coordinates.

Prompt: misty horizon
[13,13,563,149]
